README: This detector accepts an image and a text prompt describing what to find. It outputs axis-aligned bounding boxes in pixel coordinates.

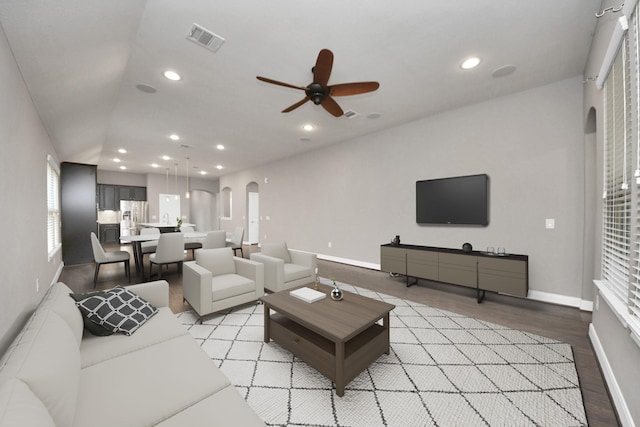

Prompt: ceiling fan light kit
[257,49,380,117]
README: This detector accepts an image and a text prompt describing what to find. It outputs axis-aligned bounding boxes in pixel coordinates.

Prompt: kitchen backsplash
[97,210,119,224]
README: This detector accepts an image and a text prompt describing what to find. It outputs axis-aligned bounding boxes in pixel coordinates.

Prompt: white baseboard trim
[526,289,593,312]
[317,254,380,271]
[589,324,634,427]
[51,261,64,287]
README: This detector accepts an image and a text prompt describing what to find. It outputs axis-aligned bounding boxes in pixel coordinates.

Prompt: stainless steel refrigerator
[120,200,148,237]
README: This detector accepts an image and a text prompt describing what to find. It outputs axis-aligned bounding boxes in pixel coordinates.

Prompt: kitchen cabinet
[62,162,97,265]
[118,186,146,201]
[99,224,120,244]
[97,184,118,210]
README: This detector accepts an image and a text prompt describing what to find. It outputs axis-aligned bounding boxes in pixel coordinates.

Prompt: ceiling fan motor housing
[306,83,328,104]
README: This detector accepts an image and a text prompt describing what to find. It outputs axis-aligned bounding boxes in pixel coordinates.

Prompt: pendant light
[174,163,179,200]
[185,157,190,199]
[165,168,170,202]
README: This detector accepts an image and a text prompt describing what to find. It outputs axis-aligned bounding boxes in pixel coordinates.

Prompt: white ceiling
[0,0,602,179]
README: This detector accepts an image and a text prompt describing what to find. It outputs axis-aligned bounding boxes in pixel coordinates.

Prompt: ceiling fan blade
[321,96,344,117]
[329,81,380,96]
[282,97,310,113]
[256,76,306,91]
[313,49,333,86]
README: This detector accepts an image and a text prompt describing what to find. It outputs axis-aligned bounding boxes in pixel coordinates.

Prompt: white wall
[0,22,62,349]
[220,76,586,303]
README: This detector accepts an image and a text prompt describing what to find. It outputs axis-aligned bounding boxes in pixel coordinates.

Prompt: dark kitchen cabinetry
[99,224,120,244]
[97,184,118,210]
[118,186,146,201]
[97,185,147,210]
[61,162,97,265]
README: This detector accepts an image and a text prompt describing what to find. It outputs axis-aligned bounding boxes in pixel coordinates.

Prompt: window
[47,155,61,260]
[602,37,632,304]
[600,7,640,340]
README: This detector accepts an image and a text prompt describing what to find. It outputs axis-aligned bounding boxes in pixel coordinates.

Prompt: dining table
[120,231,206,276]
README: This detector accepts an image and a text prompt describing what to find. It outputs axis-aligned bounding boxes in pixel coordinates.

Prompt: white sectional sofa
[0,280,265,427]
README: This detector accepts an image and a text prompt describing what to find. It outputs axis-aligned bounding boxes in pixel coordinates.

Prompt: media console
[380,243,528,302]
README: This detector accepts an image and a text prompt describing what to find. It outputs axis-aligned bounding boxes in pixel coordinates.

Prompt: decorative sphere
[331,287,343,301]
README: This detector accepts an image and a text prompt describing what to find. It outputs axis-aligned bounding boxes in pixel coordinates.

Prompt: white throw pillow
[260,242,291,263]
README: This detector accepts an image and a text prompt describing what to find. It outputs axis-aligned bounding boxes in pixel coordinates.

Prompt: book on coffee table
[289,287,326,303]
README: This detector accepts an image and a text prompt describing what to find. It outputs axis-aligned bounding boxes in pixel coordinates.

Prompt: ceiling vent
[187,23,225,52]
[343,109,360,119]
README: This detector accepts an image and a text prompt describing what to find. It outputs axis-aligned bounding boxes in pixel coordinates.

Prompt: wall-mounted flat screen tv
[416,174,489,225]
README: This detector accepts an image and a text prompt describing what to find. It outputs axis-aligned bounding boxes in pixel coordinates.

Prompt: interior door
[248,192,259,244]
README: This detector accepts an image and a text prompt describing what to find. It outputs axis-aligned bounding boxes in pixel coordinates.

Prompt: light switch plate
[545,218,555,229]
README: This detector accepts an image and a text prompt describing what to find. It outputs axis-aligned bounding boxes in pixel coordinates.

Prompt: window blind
[630,8,640,335]
[47,156,60,258]
[603,39,633,304]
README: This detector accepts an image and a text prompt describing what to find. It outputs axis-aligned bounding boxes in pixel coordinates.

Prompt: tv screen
[416,174,489,225]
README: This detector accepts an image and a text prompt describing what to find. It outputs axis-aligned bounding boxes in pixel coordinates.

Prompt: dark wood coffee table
[260,284,395,396]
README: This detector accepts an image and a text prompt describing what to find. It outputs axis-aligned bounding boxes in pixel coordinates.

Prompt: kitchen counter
[140,222,196,228]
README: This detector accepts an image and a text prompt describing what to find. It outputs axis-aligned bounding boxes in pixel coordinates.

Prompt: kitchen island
[139,222,196,233]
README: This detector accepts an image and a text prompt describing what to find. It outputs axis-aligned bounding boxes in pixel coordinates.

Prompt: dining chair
[139,227,160,262]
[90,232,130,287]
[148,232,185,279]
[226,226,244,257]
[181,226,203,260]
[202,230,227,249]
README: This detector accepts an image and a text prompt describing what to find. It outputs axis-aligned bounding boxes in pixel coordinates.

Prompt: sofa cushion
[284,263,312,283]
[260,242,291,263]
[196,248,236,276]
[79,307,188,369]
[0,311,80,427]
[0,378,56,427]
[37,283,84,346]
[74,287,158,336]
[211,274,257,301]
[74,334,231,427]
[155,385,266,426]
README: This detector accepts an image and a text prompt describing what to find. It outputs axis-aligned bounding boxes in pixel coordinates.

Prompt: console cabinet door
[380,246,406,275]
[406,249,438,281]
[438,253,477,288]
[478,257,528,297]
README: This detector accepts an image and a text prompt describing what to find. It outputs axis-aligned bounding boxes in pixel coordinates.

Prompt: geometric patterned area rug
[177,281,588,426]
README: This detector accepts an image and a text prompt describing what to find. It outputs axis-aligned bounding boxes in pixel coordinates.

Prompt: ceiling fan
[256,49,380,117]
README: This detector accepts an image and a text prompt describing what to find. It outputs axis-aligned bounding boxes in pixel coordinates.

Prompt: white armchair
[183,248,264,323]
[250,242,316,293]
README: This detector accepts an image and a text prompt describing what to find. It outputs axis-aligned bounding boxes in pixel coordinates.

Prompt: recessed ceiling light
[216,144,225,150]
[163,70,181,81]
[120,166,127,170]
[118,148,127,154]
[367,112,382,119]
[216,165,224,170]
[303,124,315,131]
[113,158,121,163]
[199,170,207,175]
[169,134,180,141]
[151,163,159,168]
[162,155,170,161]
[460,57,481,70]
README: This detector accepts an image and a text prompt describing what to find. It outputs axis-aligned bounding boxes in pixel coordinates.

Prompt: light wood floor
[60,243,619,426]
